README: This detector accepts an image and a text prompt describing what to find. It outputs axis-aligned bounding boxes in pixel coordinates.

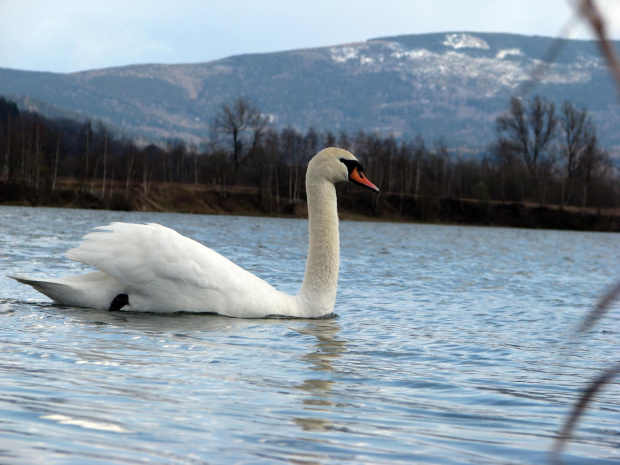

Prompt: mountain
[1,32,619,152]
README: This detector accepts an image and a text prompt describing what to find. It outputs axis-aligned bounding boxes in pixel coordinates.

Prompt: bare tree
[80,121,92,191]
[0,98,19,182]
[101,128,108,198]
[52,128,61,193]
[412,134,426,199]
[495,96,558,203]
[124,141,136,200]
[559,101,597,204]
[496,96,557,174]
[560,101,594,177]
[211,97,269,175]
[281,127,302,204]
[579,144,610,210]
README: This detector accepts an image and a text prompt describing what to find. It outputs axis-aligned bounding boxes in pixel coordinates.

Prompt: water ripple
[0,206,618,464]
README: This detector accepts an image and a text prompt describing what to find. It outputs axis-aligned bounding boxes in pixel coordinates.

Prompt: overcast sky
[2,0,620,74]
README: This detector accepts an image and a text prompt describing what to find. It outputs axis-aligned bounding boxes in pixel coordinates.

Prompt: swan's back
[64,223,297,316]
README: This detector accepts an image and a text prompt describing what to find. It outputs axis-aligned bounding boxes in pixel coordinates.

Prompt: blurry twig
[551,4,620,461]
[551,361,620,464]
[577,0,620,97]
[576,280,620,334]
[516,19,576,98]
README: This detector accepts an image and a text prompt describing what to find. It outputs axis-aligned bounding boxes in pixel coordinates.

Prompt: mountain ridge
[1,31,619,152]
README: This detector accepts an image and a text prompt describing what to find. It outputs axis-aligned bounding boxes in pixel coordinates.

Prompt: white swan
[11,148,379,318]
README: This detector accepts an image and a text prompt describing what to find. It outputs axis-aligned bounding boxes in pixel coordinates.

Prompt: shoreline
[1,180,618,232]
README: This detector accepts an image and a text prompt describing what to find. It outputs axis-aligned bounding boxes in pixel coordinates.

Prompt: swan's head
[309,147,379,193]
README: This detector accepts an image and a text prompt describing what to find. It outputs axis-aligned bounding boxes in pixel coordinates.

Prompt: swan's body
[11,148,378,318]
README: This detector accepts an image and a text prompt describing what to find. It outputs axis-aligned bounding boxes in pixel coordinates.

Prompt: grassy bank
[1,179,618,232]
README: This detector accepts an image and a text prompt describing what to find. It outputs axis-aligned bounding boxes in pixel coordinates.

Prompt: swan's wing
[67,223,221,289]
[65,223,273,312]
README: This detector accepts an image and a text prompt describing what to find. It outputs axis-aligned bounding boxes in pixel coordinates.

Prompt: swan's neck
[298,178,340,316]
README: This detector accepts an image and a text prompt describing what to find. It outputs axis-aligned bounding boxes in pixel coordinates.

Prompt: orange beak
[349,167,379,193]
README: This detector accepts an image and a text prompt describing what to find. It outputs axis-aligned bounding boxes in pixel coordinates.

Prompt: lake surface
[0,205,618,464]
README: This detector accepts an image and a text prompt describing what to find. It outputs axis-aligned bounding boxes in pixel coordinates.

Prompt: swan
[11,147,379,318]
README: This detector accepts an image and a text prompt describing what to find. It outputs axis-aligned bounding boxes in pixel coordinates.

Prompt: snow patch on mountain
[330,46,360,63]
[496,49,523,59]
[376,45,587,96]
[443,33,490,50]
[327,39,590,97]
[390,48,433,60]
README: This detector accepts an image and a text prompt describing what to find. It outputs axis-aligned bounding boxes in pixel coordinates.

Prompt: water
[0,205,618,465]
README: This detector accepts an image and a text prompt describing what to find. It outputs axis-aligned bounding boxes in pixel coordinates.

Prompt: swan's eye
[339,158,365,176]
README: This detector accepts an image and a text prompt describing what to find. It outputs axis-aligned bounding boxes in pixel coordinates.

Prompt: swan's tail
[11,275,71,302]
[9,272,127,310]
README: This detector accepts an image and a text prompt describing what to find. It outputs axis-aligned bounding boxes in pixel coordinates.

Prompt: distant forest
[0,95,618,219]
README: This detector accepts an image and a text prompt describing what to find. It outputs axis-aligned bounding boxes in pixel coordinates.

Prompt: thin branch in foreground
[552,275,620,463]
[552,3,620,462]
[575,280,620,334]
[577,0,620,97]
[515,16,577,98]
[550,361,620,464]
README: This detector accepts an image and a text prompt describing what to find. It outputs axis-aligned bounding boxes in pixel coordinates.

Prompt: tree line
[0,95,617,213]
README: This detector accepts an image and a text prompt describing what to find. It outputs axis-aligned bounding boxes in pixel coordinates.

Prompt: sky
[1,0,620,74]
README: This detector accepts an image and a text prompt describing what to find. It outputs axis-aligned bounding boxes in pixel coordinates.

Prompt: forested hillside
[0,96,618,230]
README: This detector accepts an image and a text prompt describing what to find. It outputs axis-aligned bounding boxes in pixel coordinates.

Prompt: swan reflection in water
[289,318,348,433]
